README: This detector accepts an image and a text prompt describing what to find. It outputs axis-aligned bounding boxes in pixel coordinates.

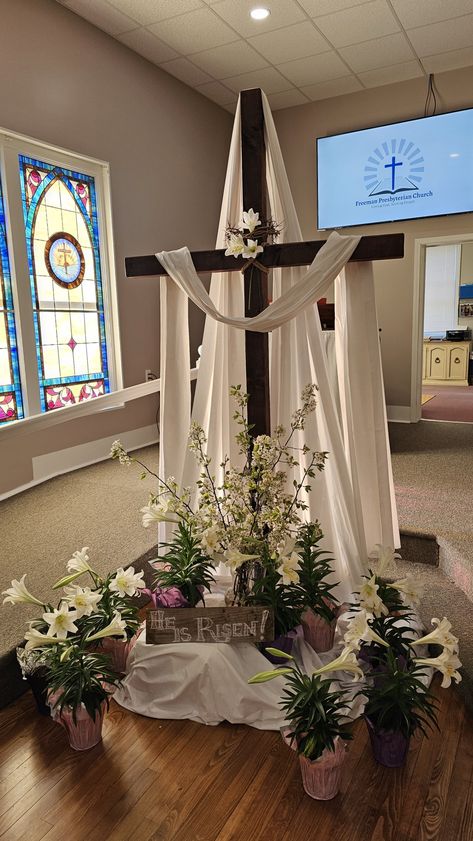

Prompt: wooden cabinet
[423,341,471,386]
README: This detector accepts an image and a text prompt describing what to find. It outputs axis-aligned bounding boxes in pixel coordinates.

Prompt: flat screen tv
[316,108,473,229]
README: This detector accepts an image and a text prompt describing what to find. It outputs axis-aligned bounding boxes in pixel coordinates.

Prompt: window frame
[0,127,122,422]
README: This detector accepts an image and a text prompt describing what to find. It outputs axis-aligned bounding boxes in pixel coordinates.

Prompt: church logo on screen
[364,139,424,196]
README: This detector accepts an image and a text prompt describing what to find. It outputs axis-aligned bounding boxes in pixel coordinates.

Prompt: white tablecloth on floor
[113,605,428,730]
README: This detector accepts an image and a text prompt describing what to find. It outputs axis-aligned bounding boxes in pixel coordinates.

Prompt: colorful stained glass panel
[0,175,23,422]
[19,156,109,412]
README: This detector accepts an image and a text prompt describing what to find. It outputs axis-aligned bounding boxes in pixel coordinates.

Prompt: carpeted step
[400,529,439,567]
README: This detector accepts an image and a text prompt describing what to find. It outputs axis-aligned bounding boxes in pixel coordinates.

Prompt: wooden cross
[125,88,404,438]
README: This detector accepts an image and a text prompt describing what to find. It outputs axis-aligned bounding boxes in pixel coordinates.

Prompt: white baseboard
[0,425,159,501]
[387,405,412,423]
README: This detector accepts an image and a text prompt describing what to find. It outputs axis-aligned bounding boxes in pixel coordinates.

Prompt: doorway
[412,235,473,423]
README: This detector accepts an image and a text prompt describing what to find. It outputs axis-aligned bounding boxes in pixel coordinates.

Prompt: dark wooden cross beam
[126,88,404,438]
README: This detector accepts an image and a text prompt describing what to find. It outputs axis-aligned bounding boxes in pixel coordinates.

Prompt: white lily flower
[277,550,301,586]
[63,585,103,618]
[66,547,92,575]
[109,566,145,598]
[343,609,389,652]
[42,603,79,640]
[224,233,245,258]
[412,617,459,653]
[242,239,264,260]
[414,649,462,688]
[242,208,261,233]
[200,525,221,555]
[359,575,388,618]
[140,501,179,528]
[312,648,364,682]
[2,574,44,607]
[224,548,259,572]
[369,544,402,576]
[391,575,424,607]
[24,626,64,652]
[87,611,127,642]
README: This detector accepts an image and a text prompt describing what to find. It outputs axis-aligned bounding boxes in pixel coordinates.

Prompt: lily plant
[249,647,363,761]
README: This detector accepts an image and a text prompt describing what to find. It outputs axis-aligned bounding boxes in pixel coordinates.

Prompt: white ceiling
[55,0,473,111]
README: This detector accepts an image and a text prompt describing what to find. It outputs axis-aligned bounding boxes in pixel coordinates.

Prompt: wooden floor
[0,681,472,841]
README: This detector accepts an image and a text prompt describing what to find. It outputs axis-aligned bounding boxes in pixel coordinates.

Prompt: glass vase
[365,717,410,767]
[298,738,347,800]
[58,703,106,751]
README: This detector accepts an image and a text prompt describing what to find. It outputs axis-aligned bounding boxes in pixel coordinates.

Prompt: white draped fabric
[157,91,399,600]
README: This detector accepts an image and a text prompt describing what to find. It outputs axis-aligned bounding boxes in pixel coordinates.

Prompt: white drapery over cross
[157,92,399,600]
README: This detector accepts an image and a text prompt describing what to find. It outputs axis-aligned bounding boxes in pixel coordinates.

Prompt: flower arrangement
[224,208,280,269]
[2,549,145,730]
[112,385,337,651]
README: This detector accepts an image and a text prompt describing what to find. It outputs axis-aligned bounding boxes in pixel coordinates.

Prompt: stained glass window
[0,175,23,423]
[19,156,109,412]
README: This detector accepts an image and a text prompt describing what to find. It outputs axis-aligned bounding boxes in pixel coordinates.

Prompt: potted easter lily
[249,648,363,799]
[291,522,341,653]
[343,599,461,767]
[18,611,126,748]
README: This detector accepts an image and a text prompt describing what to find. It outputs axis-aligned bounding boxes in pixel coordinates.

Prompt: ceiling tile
[277,52,349,87]
[299,0,371,15]
[406,14,473,57]
[314,0,400,48]
[195,80,237,104]
[61,0,137,35]
[149,8,238,53]
[189,40,268,78]
[421,46,473,75]
[267,89,311,110]
[108,0,204,26]
[118,28,179,63]
[210,0,305,38]
[159,56,214,85]
[301,75,363,101]
[358,60,424,88]
[340,32,415,73]
[247,21,328,64]
[391,0,473,30]
[224,66,293,94]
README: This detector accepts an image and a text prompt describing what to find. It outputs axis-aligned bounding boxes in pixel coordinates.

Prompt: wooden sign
[146,606,274,645]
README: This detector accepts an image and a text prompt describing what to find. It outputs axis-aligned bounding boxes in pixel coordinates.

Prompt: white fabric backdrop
[157,91,399,600]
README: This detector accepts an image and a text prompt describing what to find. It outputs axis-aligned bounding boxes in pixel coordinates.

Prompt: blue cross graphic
[385,155,403,192]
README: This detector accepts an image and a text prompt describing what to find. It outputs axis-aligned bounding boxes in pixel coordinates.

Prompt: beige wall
[0,0,231,494]
[274,66,473,409]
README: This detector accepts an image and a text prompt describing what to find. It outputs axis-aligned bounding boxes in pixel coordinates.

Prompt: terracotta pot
[298,738,347,800]
[301,608,336,653]
[58,702,106,751]
[365,717,410,767]
[99,630,141,673]
[262,625,304,664]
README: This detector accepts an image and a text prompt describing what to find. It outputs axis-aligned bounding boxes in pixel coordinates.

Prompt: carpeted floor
[389,419,473,601]
[421,385,473,422]
[0,445,159,657]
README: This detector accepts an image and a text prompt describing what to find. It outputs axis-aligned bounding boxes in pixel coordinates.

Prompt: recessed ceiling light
[250,7,270,20]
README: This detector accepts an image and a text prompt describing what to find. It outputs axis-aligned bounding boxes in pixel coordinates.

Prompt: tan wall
[274,66,473,408]
[0,0,231,494]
